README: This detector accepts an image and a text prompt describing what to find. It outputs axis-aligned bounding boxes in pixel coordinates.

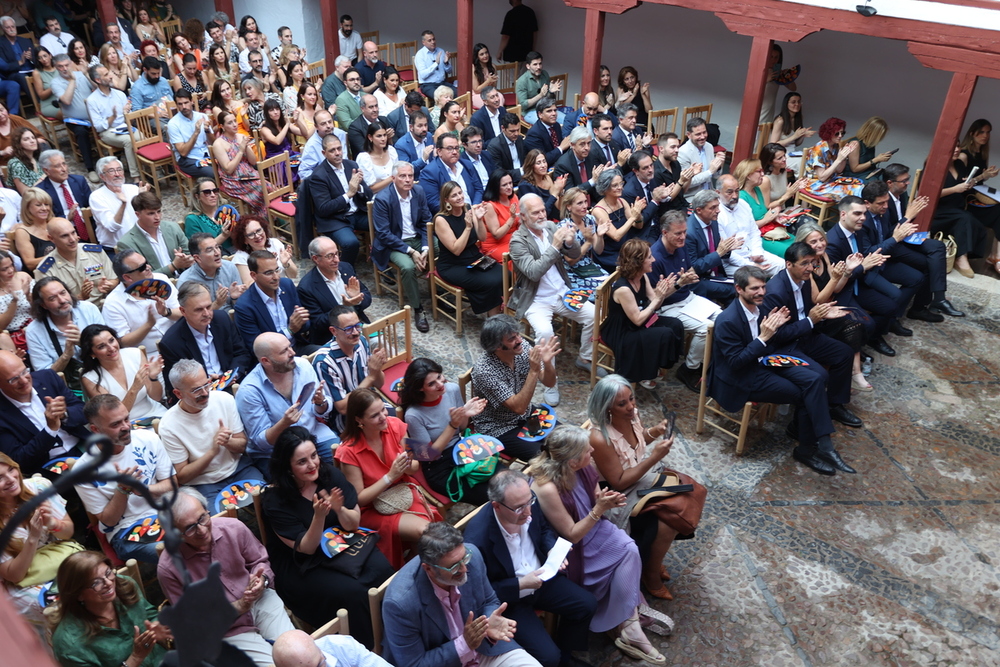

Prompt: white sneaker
[87,170,101,184]
[575,357,606,377]
[543,384,560,407]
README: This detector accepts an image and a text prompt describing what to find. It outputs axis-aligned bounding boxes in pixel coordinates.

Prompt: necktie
[848,234,859,295]
[578,161,587,183]
[874,214,883,240]
[577,115,587,127]
[707,224,719,276]
[61,183,88,242]
[604,145,613,164]
[56,37,65,47]
[627,132,635,150]
[643,183,650,203]
[548,124,558,149]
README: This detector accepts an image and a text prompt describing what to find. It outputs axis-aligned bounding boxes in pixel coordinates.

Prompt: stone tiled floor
[64,132,1000,666]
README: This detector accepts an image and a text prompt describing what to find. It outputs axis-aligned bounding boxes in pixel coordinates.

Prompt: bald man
[561,92,602,136]
[34,218,118,306]
[716,174,783,278]
[357,41,386,93]
[272,629,391,667]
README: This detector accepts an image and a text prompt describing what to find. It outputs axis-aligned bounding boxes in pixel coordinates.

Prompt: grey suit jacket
[116,221,188,277]
[507,222,581,319]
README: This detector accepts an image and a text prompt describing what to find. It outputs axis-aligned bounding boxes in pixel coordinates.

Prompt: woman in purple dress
[530,425,667,666]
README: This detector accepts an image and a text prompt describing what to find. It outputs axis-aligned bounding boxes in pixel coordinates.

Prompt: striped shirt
[313,336,372,433]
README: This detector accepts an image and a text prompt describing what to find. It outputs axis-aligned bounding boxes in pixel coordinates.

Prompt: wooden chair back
[911,168,923,200]
[80,207,97,246]
[362,306,413,374]
[392,41,418,72]
[590,271,618,385]
[648,108,678,139]
[26,73,62,145]
[457,367,473,402]
[682,104,713,128]
[18,32,37,47]
[548,74,568,106]
[125,107,165,149]
[426,221,466,333]
[401,80,419,94]
[311,609,350,639]
[160,19,182,42]
[361,30,380,45]
[376,43,391,64]
[256,151,298,252]
[368,572,397,655]
[495,62,520,95]
[306,59,327,87]
[454,92,472,120]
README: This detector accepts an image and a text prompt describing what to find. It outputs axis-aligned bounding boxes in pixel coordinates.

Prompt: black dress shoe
[820,449,857,474]
[888,320,913,337]
[868,336,896,357]
[415,309,430,333]
[929,299,965,317]
[675,364,701,393]
[792,447,836,476]
[830,405,863,428]
[907,307,944,323]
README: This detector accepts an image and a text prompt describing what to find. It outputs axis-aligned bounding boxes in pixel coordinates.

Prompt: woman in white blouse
[356,120,397,194]
[374,66,403,117]
[80,324,166,421]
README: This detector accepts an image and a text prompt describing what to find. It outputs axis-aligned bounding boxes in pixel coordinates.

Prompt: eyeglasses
[246,228,266,239]
[123,261,150,274]
[102,167,124,175]
[199,245,220,255]
[89,567,116,590]
[187,380,213,396]
[333,322,363,334]
[182,511,211,536]
[5,367,29,385]
[497,490,536,515]
[433,548,472,574]
[440,145,460,152]
[315,251,341,261]
[199,188,220,195]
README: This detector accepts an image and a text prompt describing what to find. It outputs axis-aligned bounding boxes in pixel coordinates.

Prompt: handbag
[445,455,499,502]
[630,470,707,537]
[301,527,381,578]
[934,232,957,273]
[469,255,498,271]
[373,483,413,515]
[17,540,85,587]
[571,261,606,279]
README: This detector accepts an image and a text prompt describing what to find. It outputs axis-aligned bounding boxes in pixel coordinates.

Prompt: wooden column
[321,0,341,75]
[457,0,473,93]
[214,0,235,22]
[732,35,772,164]
[580,8,606,97]
[914,72,978,231]
[96,0,116,31]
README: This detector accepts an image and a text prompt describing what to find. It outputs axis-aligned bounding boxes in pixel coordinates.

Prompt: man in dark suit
[709,266,854,476]
[372,162,433,332]
[685,190,742,305]
[158,282,254,399]
[463,471,597,667]
[386,90,435,141]
[561,92,602,137]
[234,250,316,354]
[469,86,506,144]
[623,151,675,243]
[298,236,372,346]
[590,113,628,169]
[551,126,605,200]
[393,109,435,179]
[347,93,394,158]
[382,522,532,667]
[613,103,652,154]
[524,97,570,168]
[460,125,497,192]
[37,149,91,240]
[761,242,862,439]
[0,17,32,97]
[0,351,88,473]
[420,132,484,213]
[825,196,906,357]
[488,113,527,181]
[870,169,963,318]
[307,133,373,267]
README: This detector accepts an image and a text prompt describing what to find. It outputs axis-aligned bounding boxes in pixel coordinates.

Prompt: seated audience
[678,117,723,196]
[90,156,149,252]
[76,394,177,562]
[5,126,43,193]
[158,488,294,667]
[717,173,783,278]
[374,65,403,117]
[516,149,564,220]
[25,276,104,382]
[356,41,386,93]
[552,127,604,201]
[79,323,165,420]
[0,249,31,351]
[230,215,297,285]
[334,67,364,129]
[461,125,495,190]
[613,104,652,153]
[433,181,503,316]
[260,425,394,648]
[684,190,742,305]
[320,55,351,108]
[99,41,136,93]
[306,133,372,267]
[51,550,171,666]
[471,314,559,460]
[590,113,627,170]
[0,349,87,471]
[236,332,336,468]
[159,281,253,396]
[298,238,371,346]
[559,187,610,293]
[234,250,314,354]
[32,48,62,120]
[530,425,665,666]
[463,470,599,667]
[134,8,166,47]
[260,97,298,162]
[562,92,601,136]
[213,110,269,218]
[387,90,434,143]
[421,132,485,213]
[103,248,182,357]
[481,169,520,262]
[129,56,172,128]
[116,191,192,277]
[51,54,98,180]
[415,30,454,99]
[336,388,444,568]
[605,239,684,388]
[371,161,433,332]
[210,79,249,136]
[40,18,76,58]
[0,101,48,167]
[237,31,272,77]
[338,15,362,63]
[160,359,262,496]
[470,43,497,108]
[281,61,306,111]
[597,66,617,114]
[517,51,560,124]
[524,97,570,168]
[470,85,505,143]
[433,99,466,142]
[348,94,393,159]
[184,178,233,253]
[768,92,814,150]
[14,186,55,271]
[740,149,803,258]
[653,133,694,214]
[803,117,863,201]
[649,211,722,392]
[86,64,139,181]
[392,109,435,179]
[615,66,650,128]
[843,116,893,181]
[356,120,397,193]
[205,41,239,92]
[592,168,645,272]
[35,217,117,306]
[0,449,76,636]
[382,522,538,667]
[294,83,322,141]
[177,232,245,308]
[930,144,991,279]
[241,78,282,127]
[167,88,215,180]
[273,628,393,667]
[622,150,675,242]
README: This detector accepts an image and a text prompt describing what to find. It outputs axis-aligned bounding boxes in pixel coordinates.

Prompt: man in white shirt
[677,117,724,196]
[89,156,148,252]
[77,394,177,562]
[338,14,363,64]
[716,174,782,278]
[86,65,139,180]
[167,88,215,179]
[159,359,262,499]
[414,30,454,99]
[296,110,347,181]
[238,31,272,75]
[39,17,74,56]
[104,248,183,357]
[273,629,392,667]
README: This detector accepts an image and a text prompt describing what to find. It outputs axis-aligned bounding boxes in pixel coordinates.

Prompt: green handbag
[445,455,499,502]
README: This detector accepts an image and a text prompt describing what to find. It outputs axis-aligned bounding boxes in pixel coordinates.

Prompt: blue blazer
[382,544,520,667]
[297,263,371,345]
[860,211,900,256]
[38,176,91,219]
[623,172,670,241]
[612,125,639,152]
[394,131,436,178]
[760,269,819,348]
[307,159,373,235]
[419,156,485,213]
[708,298,782,412]
[233,278,306,350]
[372,183,433,270]
[386,105,435,142]
[524,120,563,168]
[0,369,88,473]
[469,105,506,143]
[684,212,726,278]
[0,36,33,73]
[825,222,879,287]
[158,309,254,398]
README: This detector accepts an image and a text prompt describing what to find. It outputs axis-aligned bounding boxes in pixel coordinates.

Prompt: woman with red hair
[803,117,863,201]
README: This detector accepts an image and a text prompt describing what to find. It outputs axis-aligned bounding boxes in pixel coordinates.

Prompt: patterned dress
[217,135,268,217]
[803,141,863,201]
[561,214,609,295]
[5,157,43,190]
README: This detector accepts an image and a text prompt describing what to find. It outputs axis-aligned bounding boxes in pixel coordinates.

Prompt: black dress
[812,262,873,352]
[931,169,989,257]
[28,233,55,258]
[601,276,683,383]
[435,213,503,314]
[260,467,394,649]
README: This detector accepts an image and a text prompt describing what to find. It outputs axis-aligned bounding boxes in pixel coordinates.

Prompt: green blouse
[6,157,43,190]
[184,209,234,254]
[51,578,166,667]
[739,187,769,221]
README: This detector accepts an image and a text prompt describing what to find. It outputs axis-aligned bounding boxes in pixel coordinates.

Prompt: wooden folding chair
[648,108,678,140]
[26,73,63,146]
[310,609,350,639]
[501,252,575,346]
[455,91,472,120]
[160,19,182,42]
[125,107,176,199]
[694,321,774,454]
[794,151,838,230]
[548,74,568,106]
[376,43,391,65]
[171,148,198,208]
[367,201,404,306]
[80,207,98,246]
[92,126,121,160]
[116,558,144,597]
[910,168,923,200]
[495,62,520,107]
[682,104,713,128]
[257,151,299,256]
[426,222,467,333]
[401,80,419,94]
[392,41,418,82]
[590,271,618,386]
[363,306,413,406]
[368,572,397,655]
[457,367,473,401]
[306,59,327,87]
[454,503,485,531]
[361,30,380,45]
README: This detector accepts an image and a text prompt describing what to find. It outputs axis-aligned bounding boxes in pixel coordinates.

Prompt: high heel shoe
[642,580,674,600]
[616,612,666,665]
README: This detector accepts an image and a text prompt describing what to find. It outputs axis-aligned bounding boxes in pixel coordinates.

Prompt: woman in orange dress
[480,170,520,262]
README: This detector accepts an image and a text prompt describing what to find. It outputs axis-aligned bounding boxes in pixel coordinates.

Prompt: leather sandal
[851,373,873,392]
[616,615,666,665]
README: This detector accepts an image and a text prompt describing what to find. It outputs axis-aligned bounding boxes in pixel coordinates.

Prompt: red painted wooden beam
[215,0,235,23]
[96,0,116,31]
[457,0,473,94]
[321,0,341,75]
[580,8,606,98]
[913,72,978,232]
[908,42,1000,80]
[732,35,772,165]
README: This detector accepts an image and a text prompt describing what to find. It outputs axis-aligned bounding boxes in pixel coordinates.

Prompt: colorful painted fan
[776,65,800,85]
[390,377,404,393]
[517,404,557,442]
[125,277,171,299]
[562,289,593,312]
[124,516,164,543]
[321,526,377,558]
[211,368,239,391]
[38,581,59,608]
[215,204,240,229]
[761,354,810,367]
[130,417,156,430]
[214,479,264,513]
[453,434,505,465]
[44,456,77,475]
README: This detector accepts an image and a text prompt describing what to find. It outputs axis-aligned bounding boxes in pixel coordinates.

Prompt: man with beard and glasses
[89,156,150,253]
